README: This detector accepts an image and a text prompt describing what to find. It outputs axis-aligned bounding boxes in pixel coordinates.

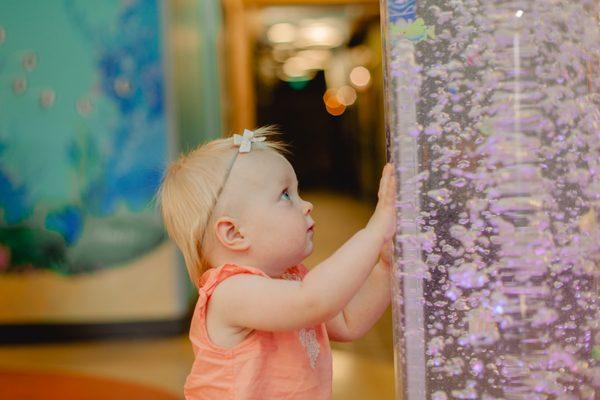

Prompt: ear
[213,217,251,251]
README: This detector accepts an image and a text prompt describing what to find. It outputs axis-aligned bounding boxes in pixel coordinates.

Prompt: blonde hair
[157,126,291,287]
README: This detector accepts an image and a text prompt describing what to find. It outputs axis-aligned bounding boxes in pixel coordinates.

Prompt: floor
[0,191,396,399]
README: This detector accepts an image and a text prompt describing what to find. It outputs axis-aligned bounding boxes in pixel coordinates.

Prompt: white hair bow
[233,129,266,153]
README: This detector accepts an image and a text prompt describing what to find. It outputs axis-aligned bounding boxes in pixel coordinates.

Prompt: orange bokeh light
[323,89,345,116]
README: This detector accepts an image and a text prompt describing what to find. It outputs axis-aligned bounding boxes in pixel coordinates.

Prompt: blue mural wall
[0,0,168,275]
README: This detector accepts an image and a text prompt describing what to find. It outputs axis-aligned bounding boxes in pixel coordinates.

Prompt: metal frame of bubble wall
[380,1,600,399]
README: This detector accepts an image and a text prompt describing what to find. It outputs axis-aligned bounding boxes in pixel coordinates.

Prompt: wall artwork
[0,0,185,337]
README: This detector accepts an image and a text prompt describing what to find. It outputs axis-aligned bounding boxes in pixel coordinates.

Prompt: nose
[303,200,313,215]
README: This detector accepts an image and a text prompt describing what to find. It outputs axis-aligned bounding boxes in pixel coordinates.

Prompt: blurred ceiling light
[296,49,331,69]
[267,23,297,44]
[336,85,357,106]
[283,56,310,77]
[349,66,371,89]
[297,22,344,48]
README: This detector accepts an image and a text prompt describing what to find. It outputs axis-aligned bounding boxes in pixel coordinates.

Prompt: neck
[208,249,295,278]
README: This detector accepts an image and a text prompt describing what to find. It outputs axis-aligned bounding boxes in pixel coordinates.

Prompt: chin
[305,243,314,257]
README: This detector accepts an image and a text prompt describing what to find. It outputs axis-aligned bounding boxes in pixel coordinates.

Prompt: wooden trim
[222,0,256,133]
[0,318,188,344]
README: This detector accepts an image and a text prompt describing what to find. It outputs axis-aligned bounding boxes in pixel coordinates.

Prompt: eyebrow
[279,174,299,187]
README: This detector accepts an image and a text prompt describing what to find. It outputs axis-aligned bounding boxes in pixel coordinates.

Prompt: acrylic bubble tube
[380,0,599,399]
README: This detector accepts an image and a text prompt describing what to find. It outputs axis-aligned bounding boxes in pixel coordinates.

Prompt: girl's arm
[326,236,394,341]
[211,164,397,332]
[325,259,391,342]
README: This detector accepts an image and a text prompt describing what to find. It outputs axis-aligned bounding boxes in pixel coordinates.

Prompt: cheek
[261,208,303,233]
[248,207,284,236]
[244,207,272,234]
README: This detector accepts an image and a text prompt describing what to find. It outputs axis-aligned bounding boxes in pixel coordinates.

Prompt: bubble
[470,358,484,376]
[531,307,559,327]
[445,286,462,301]
[450,263,488,289]
[425,124,444,136]
[467,307,499,345]
[444,357,465,376]
[22,51,37,71]
[12,77,27,95]
[39,89,55,108]
[114,77,132,97]
[76,97,93,117]
[427,253,442,265]
[451,380,478,399]
[451,177,467,187]
[432,391,448,400]
[428,336,446,355]
[427,188,451,204]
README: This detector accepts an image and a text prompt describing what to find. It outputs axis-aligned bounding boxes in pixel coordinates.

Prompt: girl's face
[223,150,315,276]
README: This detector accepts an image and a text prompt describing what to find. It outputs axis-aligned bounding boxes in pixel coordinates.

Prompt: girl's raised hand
[366,163,397,242]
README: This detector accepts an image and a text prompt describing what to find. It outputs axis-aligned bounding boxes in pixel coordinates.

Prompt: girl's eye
[281,189,291,201]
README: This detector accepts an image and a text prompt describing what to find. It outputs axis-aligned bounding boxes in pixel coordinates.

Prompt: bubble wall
[380,0,599,398]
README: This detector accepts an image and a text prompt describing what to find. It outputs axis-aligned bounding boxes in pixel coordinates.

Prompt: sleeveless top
[184,263,333,400]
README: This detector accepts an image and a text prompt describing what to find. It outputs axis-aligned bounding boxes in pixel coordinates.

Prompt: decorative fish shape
[391,18,436,43]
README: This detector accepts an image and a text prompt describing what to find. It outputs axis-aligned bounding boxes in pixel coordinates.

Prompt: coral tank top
[184,263,333,400]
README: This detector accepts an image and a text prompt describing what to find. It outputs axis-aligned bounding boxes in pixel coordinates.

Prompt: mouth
[307,223,315,232]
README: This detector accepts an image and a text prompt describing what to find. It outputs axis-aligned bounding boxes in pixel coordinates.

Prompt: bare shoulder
[209,274,269,323]
[206,274,264,347]
[208,272,314,332]
[211,273,268,302]
[209,274,248,314]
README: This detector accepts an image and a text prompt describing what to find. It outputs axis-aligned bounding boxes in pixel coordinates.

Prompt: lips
[308,223,315,232]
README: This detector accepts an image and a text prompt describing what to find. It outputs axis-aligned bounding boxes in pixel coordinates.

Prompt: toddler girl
[158,126,397,400]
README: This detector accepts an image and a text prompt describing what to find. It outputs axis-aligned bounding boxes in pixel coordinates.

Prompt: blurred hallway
[0,190,394,399]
